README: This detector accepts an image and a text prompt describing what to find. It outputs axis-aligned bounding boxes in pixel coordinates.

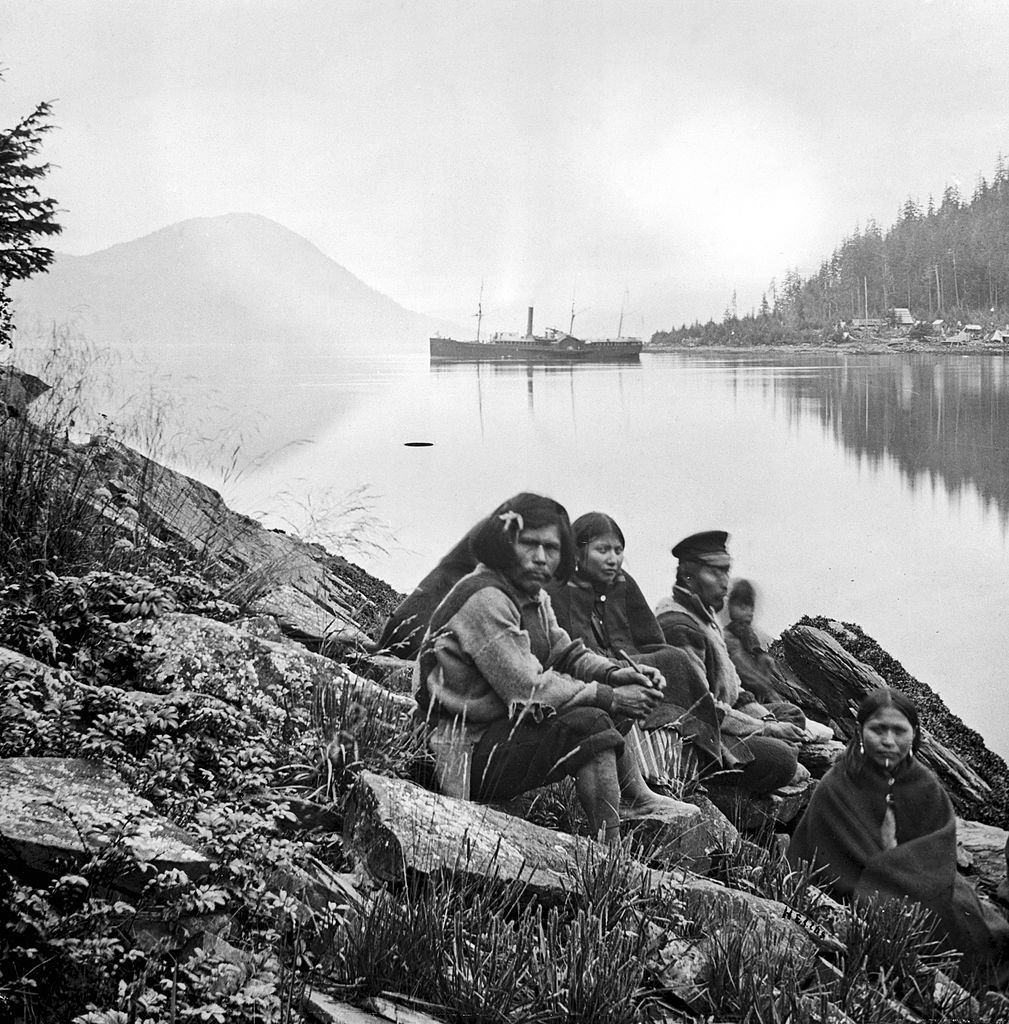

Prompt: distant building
[851,317,886,329]
[943,324,985,346]
[891,307,915,326]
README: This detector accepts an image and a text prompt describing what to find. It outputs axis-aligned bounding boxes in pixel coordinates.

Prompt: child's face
[729,600,754,625]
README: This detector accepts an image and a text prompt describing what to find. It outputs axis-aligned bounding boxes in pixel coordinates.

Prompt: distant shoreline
[644,340,1009,357]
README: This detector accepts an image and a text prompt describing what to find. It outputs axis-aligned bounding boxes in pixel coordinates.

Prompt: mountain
[8,213,457,365]
[5,215,466,472]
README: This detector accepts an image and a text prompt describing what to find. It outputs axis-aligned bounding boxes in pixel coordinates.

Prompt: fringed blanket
[788,756,1007,967]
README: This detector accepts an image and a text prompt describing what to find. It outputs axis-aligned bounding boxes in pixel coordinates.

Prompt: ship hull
[429,336,642,363]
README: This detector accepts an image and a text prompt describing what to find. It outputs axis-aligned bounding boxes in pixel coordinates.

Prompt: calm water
[225,351,1009,760]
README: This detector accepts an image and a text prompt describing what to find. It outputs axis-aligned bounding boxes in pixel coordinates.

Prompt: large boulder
[134,612,414,733]
[0,756,208,887]
[131,613,419,790]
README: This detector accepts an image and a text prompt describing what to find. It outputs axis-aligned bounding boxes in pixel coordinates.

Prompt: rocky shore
[3,366,1009,1023]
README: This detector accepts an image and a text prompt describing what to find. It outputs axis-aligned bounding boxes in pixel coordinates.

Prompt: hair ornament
[498,510,524,534]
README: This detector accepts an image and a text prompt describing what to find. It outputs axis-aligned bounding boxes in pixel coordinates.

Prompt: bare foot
[619,792,688,821]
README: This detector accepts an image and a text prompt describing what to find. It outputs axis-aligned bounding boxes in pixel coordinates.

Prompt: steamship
[429,306,642,363]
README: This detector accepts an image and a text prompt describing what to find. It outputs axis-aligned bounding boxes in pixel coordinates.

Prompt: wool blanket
[788,756,1007,967]
[547,573,722,762]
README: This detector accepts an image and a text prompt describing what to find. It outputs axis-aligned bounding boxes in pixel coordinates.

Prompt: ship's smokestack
[526,307,534,337]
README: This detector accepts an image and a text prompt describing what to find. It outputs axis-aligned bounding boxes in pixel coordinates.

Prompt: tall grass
[0,363,120,578]
[269,482,393,562]
[301,666,428,801]
[0,332,303,584]
[326,839,665,1024]
[0,334,180,577]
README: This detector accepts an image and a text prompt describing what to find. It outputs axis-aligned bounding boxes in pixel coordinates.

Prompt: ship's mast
[475,280,484,343]
[617,287,630,339]
[568,292,588,337]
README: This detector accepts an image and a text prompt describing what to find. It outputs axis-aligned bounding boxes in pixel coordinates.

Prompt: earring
[859,737,864,755]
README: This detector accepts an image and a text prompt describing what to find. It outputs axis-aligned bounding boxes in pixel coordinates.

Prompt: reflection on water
[765,355,1009,526]
[232,349,1009,758]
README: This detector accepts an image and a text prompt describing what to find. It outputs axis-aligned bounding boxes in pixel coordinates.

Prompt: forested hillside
[655,153,1009,346]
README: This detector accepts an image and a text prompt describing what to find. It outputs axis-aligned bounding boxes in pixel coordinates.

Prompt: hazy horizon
[5,0,1009,336]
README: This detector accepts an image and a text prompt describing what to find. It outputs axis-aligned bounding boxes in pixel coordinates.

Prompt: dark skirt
[470,706,625,802]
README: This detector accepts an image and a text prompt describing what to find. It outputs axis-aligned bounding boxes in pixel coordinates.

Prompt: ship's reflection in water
[430,358,642,432]
[235,350,1009,757]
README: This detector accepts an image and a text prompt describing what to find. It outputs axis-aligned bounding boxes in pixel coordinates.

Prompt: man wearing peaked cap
[653,529,806,794]
[670,530,731,567]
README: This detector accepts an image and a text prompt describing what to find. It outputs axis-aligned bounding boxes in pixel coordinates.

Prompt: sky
[4,0,1009,333]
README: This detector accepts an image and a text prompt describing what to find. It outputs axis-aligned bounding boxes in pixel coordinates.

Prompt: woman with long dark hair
[788,688,1008,969]
[414,493,686,842]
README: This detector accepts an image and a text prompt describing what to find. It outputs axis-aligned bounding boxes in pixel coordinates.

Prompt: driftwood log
[780,625,887,728]
[780,624,996,817]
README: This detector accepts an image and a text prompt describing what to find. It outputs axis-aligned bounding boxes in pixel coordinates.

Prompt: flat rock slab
[625,796,739,870]
[684,792,739,843]
[304,993,390,1024]
[304,992,444,1024]
[346,770,594,897]
[0,757,208,883]
[356,654,415,695]
[345,771,822,958]
[704,777,815,830]
[365,998,446,1024]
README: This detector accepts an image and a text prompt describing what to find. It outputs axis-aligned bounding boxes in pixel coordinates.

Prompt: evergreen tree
[662,147,1009,346]
[994,151,1007,189]
[0,80,61,347]
[940,183,962,212]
